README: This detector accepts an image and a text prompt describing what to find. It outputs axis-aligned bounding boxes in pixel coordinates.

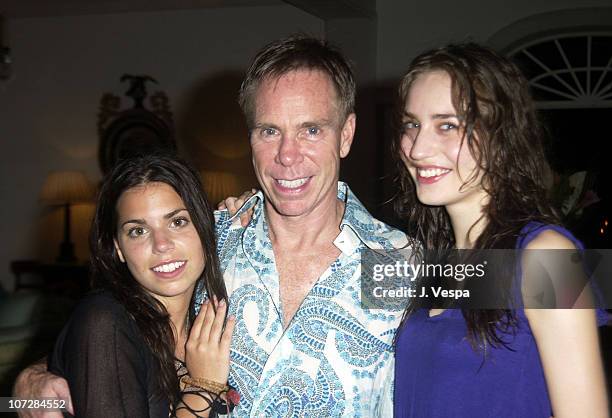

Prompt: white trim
[488,8,612,109]
[510,34,612,109]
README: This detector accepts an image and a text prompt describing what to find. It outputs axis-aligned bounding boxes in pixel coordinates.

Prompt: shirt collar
[336,182,409,251]
[228,181,408,252]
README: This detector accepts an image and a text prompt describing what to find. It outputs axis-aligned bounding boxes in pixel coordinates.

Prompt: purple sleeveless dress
[393,223,607,418]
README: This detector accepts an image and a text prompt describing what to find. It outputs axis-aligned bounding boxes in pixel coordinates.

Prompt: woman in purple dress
[392,43,608,417]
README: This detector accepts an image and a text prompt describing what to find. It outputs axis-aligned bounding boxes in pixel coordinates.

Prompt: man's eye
[307,126,320,136]
[127,227,147,238]
[261,128,277,137]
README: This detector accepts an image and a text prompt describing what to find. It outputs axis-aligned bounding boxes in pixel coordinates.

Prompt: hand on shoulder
[216,189,257,227]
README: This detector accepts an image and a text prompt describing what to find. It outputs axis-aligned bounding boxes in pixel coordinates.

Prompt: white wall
[0,5,323,291]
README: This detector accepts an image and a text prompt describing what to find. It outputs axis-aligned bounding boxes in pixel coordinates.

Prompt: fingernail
[219,299,226,306]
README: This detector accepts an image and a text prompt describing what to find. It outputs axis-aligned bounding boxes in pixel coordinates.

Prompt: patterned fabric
[196,182,410,417]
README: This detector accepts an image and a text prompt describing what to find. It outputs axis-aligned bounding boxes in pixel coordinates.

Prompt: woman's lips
[151,260,187,278]
[415,167,451,184]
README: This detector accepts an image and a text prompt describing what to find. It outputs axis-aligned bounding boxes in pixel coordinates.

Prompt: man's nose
[277,135,304,167]
[152,229,174,254]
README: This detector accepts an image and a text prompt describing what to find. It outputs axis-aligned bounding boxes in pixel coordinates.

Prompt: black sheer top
[48,290,169,418]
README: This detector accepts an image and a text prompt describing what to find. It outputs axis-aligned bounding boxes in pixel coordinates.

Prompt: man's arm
[13,358,73,418]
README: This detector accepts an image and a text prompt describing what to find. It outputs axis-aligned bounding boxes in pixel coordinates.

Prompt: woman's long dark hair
[89,154,227,405]
[393,43,560,348]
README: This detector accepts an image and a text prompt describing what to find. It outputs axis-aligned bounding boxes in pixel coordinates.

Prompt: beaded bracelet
[181,376,228,394]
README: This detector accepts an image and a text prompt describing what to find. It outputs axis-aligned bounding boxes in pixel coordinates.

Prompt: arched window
[508,33,612,109]
[503,31,612,178]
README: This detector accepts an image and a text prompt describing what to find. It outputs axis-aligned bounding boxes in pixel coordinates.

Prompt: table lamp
[40,171,93,263]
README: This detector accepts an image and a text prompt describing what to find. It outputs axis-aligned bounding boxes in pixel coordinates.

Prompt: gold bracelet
[181,375,228,393]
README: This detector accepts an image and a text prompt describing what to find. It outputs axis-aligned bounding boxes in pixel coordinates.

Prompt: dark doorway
[540,107,612,248]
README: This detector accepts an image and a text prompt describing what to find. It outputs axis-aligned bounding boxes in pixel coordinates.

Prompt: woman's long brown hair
[393,43,560,348]
[90,154,228,405]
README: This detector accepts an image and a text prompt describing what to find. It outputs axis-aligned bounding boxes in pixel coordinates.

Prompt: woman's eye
[403,121,419,130]
[127,227,147,238]
[440,123,457,131]
[171,217,189,228]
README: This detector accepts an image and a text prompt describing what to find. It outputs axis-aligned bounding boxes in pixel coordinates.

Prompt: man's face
[250,69,355,219]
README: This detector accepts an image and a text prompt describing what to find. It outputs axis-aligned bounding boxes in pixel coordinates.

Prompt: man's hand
[13,361,73,418]
[217,189,257,227]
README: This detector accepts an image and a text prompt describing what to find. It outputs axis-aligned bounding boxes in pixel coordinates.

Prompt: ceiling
[0,0,375,19]
[0,0,284,18]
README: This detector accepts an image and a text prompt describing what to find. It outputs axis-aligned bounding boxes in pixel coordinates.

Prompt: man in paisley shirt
[14,35,411,418]
[207,35,411,416]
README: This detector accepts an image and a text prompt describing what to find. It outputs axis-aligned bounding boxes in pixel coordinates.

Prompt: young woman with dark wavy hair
[392,43,608,418]
[48,154,236,417]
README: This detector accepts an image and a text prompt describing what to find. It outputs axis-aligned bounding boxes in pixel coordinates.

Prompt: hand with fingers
[186,298,235,383]
[176,298,236,417]
[14,361,74,418]
[217,189,257,227]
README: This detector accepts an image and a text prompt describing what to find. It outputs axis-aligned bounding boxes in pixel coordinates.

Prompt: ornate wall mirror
[97,75,176,175]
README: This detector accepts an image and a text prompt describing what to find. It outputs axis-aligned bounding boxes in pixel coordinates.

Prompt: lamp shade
[200,170,243,204]
[40,171,94,205]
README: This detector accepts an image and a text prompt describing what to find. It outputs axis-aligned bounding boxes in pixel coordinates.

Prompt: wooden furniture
[10,260,89,295]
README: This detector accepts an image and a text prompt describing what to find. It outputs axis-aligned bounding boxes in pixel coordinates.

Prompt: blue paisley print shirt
[196,182,410,417]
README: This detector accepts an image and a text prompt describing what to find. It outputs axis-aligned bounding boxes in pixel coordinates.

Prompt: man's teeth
[277,178,308,188]
[418,168,450,178]
[153,261,185,273]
